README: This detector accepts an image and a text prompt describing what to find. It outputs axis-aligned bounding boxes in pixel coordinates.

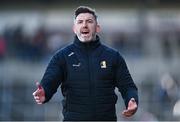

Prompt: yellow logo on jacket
[100,61,107,68]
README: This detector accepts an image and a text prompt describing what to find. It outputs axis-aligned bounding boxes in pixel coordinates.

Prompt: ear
[96,24,101,33]
[73,25,77,34]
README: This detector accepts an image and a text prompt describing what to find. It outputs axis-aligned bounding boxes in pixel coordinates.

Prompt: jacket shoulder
[101,44,119,56]
[54,43,74,56]
[101,44,126,63]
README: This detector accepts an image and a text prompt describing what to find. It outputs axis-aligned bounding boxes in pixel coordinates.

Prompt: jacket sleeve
[40,50,66,103]
[115,52,138,108]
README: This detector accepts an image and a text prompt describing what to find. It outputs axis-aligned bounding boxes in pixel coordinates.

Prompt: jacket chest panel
[65,49,115,85]
[92,57,115,85]
[65,52,88,81]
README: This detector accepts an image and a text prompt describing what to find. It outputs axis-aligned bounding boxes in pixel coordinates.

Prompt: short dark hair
[74,6,97,21]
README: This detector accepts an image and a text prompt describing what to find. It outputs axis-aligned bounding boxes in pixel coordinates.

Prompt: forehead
[75,13,95,20]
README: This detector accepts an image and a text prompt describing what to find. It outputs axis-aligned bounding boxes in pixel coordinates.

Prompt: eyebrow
[76,18,94,21]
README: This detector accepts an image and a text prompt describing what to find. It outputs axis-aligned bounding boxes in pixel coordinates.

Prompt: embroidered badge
[100,61,107,68]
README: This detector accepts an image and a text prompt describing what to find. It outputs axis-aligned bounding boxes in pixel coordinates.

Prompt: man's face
[73,13,100,42]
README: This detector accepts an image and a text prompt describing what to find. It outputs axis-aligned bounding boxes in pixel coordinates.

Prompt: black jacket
[41,35,138,121]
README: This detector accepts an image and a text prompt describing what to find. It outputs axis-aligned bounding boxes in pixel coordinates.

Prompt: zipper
[87,44,92,96]
[86,44,96,119]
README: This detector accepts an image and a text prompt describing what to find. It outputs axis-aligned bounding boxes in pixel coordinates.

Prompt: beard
[77,32,96,42]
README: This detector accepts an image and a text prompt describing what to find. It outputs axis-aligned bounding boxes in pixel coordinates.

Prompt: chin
[80,37,92,42]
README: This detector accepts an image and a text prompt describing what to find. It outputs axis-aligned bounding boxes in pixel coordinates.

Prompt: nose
[82,21,87,27]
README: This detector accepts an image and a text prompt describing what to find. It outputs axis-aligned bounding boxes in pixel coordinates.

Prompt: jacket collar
[74,35,101,50]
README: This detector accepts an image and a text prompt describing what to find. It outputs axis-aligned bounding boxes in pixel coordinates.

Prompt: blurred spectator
[112,32,127,52]
[0,35,6,61]
[5,25,49,61]
[30,26,48,61]
[161,32,173,59]
[111,31,143,57]
[47,31,66,54]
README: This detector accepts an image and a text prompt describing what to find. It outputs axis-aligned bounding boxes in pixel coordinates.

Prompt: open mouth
[81,31,90,35]
[81,32,89,34]
[81,29,90,35]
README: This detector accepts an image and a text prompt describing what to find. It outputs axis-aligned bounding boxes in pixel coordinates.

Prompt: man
[33,6,138,121]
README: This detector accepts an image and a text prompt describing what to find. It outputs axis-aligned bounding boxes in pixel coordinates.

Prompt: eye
[87,19,93,23]
[77,20,83,24]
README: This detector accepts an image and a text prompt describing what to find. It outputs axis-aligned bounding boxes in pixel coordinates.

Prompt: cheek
[89,25,96,32]
[93,27,97,33]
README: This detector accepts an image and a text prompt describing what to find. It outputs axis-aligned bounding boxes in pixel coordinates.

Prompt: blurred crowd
[1,22,180,63]
[0,24,71,62]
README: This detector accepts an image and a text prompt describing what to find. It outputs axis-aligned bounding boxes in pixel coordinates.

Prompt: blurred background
[0,0,180,121]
